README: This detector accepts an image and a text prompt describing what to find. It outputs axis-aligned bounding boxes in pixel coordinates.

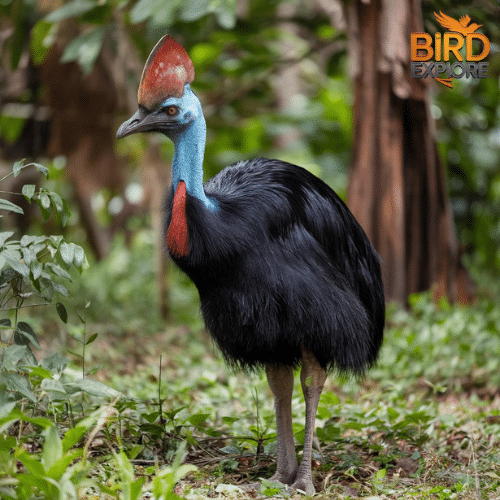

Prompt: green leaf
[85,332,98,345]
[42,425,63,471]
[61,26,106,75]
[16,449,45,476]
[12,159,24,177]
[31,20,54,65]
[62,426,87,453]
[46,262,72,280]
[21,246,33,266]
[0,318,11,328]
[14,322,41,349]
[0,401,16,419]
[0,345,29,370]
[1,249,29,277]
[0,231,13,247]
[41,353,69,372]
[31,258,42,281]
[29,366,52,379]
[40,378,67,395]
[129,0,182,24]
[45,0,96,23]
[0,199,23,214]
[188,413,210,426]
[20,234,38,246]
[222,416,239,424]
[56,302,68,323]
[39,278,54,301]
[36,195,53,221]
[59,242,74,266]
[128,445,144,460]
[72,378,121,398]
[40,191,50,209]
[49,192,71,226]
[33,163,49,178]
[52,282,69,297]
[0,373,36,402]
[0,116,25,144]
[22,184,36,201]
[47,448,82,480]
[73,244,85,268]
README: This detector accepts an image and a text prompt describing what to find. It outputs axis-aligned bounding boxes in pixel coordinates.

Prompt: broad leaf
[61,26,106,74]
[45,0,95,23]
[12,159,24,177]
[40,353,69,372]
[56,302,68,323]
[33,163,49,178]
[73,378,121,398]
[0,373,36,402]
[31,20,53,65]
[14,322,41,349]
[59,242,74,266]
[61,426,87,453]
[22,184,36,201]
[1,248,29,277]
[0,232,14,247]
[85,332,98,345]
[42,425,63,471]
[46,262,72,280]
[0,199,23,214]
[31,258,43,281]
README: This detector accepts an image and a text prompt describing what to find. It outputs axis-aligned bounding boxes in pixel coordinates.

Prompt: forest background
[0,0,500,499]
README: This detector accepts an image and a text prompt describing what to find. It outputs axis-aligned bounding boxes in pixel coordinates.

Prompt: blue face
[116,84,204,141]
[157,86,204,140]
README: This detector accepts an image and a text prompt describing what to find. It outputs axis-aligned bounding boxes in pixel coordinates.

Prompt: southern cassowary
[117,35,384,494]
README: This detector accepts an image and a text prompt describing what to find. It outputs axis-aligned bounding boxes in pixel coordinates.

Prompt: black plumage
[165,158,384,372]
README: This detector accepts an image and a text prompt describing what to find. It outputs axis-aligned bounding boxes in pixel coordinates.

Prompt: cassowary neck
[171,107,216,211]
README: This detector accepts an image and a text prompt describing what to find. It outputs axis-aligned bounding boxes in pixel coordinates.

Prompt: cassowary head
[117,36,201,141]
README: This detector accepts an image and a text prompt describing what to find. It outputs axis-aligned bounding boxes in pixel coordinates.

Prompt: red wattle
[167,181,189,258]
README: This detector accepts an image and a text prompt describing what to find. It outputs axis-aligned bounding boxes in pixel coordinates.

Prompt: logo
[411,12,490,88]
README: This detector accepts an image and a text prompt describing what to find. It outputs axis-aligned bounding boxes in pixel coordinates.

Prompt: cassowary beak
[116,107,163,139]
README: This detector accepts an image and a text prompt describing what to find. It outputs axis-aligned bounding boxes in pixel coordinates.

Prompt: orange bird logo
[434,12,482,36]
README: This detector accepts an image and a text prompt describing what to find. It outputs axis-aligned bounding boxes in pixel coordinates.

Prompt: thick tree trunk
[345,0,475,304]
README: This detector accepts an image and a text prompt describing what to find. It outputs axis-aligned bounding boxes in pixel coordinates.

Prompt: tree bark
[345,0,475,304]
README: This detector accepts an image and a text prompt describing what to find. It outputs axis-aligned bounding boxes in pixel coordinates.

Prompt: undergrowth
[1,160,500,498]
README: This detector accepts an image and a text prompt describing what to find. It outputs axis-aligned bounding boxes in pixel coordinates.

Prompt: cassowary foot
[287,475,315,496]
[268,470,296,486]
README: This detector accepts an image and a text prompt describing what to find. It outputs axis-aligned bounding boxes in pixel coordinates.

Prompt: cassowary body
[168,158,383,372]
[117,35,384,494]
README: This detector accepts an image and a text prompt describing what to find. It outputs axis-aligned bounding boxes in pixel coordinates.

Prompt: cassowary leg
[290,350,326,494]
[265,364,298,485]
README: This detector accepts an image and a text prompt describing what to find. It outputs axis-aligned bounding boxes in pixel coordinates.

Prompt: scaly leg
[290,350,326,494]
[265,364,298,485]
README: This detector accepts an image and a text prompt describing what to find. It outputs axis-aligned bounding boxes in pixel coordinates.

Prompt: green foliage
[0,161,86,355]
[372,291,500,391]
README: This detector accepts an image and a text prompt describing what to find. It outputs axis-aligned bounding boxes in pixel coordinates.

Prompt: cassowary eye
[166,106,178,116]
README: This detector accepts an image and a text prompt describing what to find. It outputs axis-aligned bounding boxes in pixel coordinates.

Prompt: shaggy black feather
[165,158,384,373]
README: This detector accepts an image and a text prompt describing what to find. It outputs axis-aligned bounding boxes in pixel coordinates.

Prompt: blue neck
[168,88,217,211]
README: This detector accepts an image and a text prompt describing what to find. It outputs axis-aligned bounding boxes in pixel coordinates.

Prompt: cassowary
[117,35,384,494]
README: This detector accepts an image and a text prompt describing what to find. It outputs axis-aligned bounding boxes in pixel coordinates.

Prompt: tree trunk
[345,0,475,304]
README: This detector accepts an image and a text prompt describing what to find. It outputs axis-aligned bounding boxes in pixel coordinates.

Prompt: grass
[1,234,500,499]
